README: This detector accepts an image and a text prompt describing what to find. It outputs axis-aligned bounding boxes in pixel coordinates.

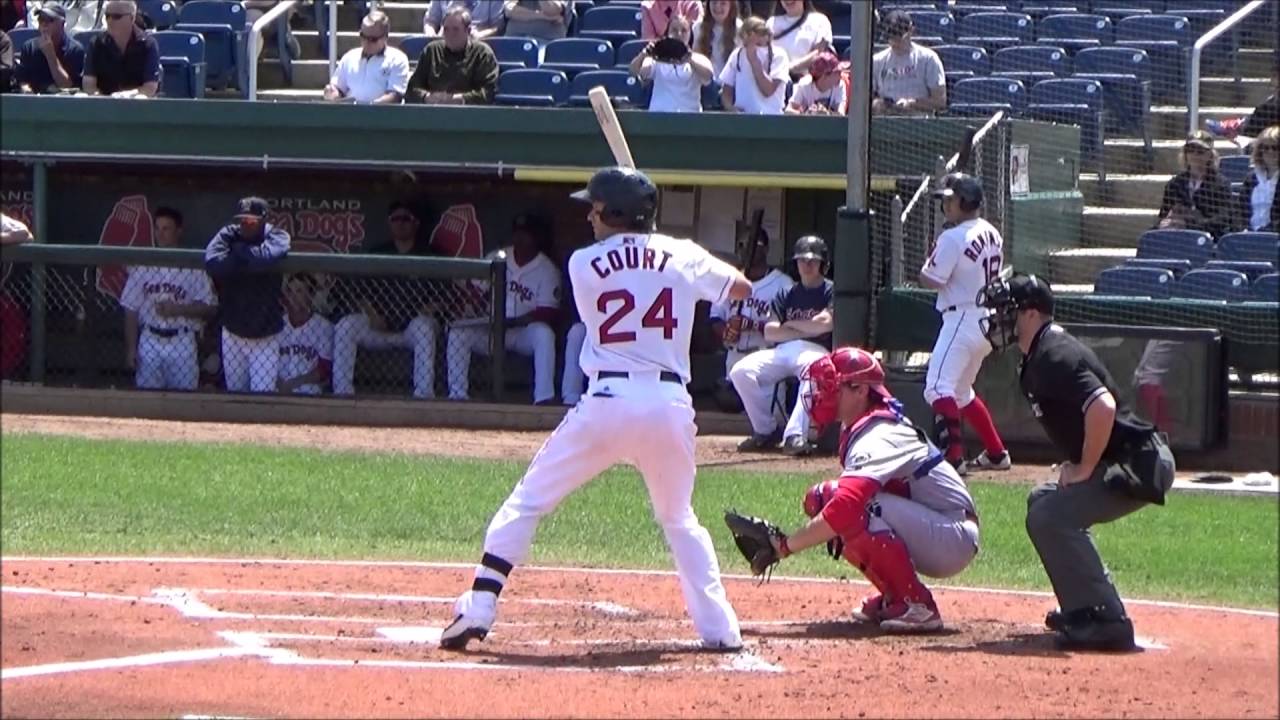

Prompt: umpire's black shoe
[1053,616,1136,652]
[1044,606,1094,633]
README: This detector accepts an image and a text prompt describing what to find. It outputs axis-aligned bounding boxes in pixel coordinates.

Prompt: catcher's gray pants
[1025,438,1175,614]
[870,494,979,579]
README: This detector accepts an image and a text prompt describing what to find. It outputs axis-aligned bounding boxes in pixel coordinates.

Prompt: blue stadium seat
[1017,4,1084,22]
[486,37,541,72]
[1036,13,1112,53]
[7,29,39,60]
[1026,78,1106,175]
[568,69,643,107]
[1123,257,1193,277]
[949,77,1028,116]
[1114,14,1190,100]
[1204,260,1276,283]
[934,45,990,81]
[949,4,1011,17]
[541,38,616,79]
[74,30,101,49]
[139,0,179,30]
[577,5,642,45]
[956,12,1034,53]
[1218,155,1253,187]
[1073,46,1152,159]
[1136,229,1214,266]
[495,68,570,107]
[911,11,958,43]
[1173,269,1252,302]
[399,35,432,62]
[1094,266,1174,298]
[615,38,649,68]
[1253,273,1280,303]
[175,0,246,91]
[992,45,1071,86]
[832,35,851,59]
[1218,232,1280,265]
[154,30,207,99]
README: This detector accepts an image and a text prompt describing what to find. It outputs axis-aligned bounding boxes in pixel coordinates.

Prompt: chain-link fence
[0,244,515,401]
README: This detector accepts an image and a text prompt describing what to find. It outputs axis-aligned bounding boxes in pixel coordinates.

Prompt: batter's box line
[184,587,638,617]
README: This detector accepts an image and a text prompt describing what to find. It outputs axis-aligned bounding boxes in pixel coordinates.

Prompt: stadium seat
[949,4,1010,17]
[399,35,431,62]
[1017,4,1083,22]
[1173,269,1252,302]
[911,11,958,43]
[615,38,649,68]
[1026,78,1106,176]
[568,69,642,107]
[541,38,616,79]
[1136,229,1214,266]
[1072,46,1152,161]
[992,45,1071,86]
[7,28,38,58]
[1123,257,1193,277]
[1036,13,1112,53]
[74,30,100,49]
[949,77,1028,116]
[1094,266,1174,298]
[934,45,990,81]
[577,5,642,45]
[1218,232,1280,265]
[486,37,540,72]
[1204,260,1276,283]
[139,0,179,30]
[175,0,246,91]
[154,30,207,99]
[495,68,571,107]
[956,12,1034,53]
[1218,156,1253,187]
[832,35,851,59]
[1253,273,1280,303]
[1114,14,1190,100]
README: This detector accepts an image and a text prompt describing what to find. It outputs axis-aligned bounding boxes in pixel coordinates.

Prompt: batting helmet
[933,172,984,211]
[570,166,658,230]
[800,347,893,426]
[791,235,828,263]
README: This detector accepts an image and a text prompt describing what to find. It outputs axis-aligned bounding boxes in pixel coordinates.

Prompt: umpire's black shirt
[1019,322,1152,464]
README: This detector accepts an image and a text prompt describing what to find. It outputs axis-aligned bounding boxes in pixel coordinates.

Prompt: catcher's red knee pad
[803,480,840,518]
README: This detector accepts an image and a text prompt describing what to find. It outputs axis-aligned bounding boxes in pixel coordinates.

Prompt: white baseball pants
[561,321,587,405]
[924,309,992,407]
[136,330,198,391]
[869,493,979,579]
[221,328,280,393]
[478,374,742,647]
[332,314,439,399]
[729,339,828,439]
[448,322,556,403]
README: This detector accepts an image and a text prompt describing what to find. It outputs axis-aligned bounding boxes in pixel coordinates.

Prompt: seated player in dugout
[277,273,334,395]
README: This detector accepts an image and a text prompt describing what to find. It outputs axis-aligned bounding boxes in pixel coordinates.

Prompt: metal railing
[328,0,339,86]
[247,0,300,101]
[1188,0,1268,135]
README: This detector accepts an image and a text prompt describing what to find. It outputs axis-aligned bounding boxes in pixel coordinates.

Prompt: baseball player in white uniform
[277,274,333,395]
[918,173,1009,475]
[441,167,752,652]
[561,319,588,405]
[447,214,560,404]
[120,207,217,390]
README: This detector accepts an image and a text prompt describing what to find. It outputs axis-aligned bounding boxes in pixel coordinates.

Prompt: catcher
[725,347,979,633]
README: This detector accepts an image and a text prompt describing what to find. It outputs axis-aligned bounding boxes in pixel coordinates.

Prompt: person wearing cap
[331,201,441,399]
[406,6,499,106]
[16,2,85,94]
[447,213,561,404]
[82,0,159,98]
[204,197,291,394]
[785,50,847,115]
[977,273,1175,651]
[871,10,945,116]
[1153,131,1233,238]
[324,10,410,105]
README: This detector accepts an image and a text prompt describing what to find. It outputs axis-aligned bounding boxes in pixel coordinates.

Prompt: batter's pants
[924,308,991,407]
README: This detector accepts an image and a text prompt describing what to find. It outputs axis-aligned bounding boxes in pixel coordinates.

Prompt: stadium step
[1150,105,1258,140]
[1047,247,1136,285]
[294,30,428,59]
[1081,206,1157,249]
[1103,138,1249,176]
[1197,77,1274,108]
[1080,174,1170,208]
[255,59,333,90]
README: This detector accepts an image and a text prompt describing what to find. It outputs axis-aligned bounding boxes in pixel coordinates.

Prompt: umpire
[978,273,1175,651]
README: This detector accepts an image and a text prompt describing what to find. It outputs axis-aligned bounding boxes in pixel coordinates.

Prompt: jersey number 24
[597,288,677,344]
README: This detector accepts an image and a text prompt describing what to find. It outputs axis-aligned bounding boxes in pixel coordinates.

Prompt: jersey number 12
[597,288,677,344]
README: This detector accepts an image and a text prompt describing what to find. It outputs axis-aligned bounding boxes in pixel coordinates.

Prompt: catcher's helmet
[791,235,828,263]
[933,172,984,211]
[800,347,893,426]
[570,166,658,230]
[976,272,1054,351]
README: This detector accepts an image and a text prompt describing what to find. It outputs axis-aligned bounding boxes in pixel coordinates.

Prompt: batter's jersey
[710,268,794,352]
[505,250,561,319]
[921,217,1004,311]
[771,279,835,349]
[119,265,216,331]
[278,313,334,393]
[842,413,977,519]
[569,232,739,384]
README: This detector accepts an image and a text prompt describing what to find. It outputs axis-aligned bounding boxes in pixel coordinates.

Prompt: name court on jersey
[962,230,1003,262]
[589,241,674,280]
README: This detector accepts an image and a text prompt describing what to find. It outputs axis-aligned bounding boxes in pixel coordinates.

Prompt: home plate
[1136,636,1168,651]
[377,626,443,644]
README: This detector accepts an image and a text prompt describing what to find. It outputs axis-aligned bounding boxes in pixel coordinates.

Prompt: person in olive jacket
[1153,132,1234,238]
[406,6,498,105]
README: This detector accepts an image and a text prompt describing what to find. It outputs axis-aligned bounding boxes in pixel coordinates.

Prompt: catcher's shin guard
[931,398,964,463]
[842,528,933,607]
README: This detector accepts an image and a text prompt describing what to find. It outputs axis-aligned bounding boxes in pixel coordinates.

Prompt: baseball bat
[588,87,636,169]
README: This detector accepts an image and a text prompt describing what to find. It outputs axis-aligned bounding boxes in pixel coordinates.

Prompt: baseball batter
[447,214,560,404]
[729,235,833,456]
[752,347,980,632]
[918,173,1009,475]
[441,166,751,652]
[120,207,217,390]
[277,274,333,395]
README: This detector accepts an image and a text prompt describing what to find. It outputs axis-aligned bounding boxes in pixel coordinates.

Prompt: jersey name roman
[589,242,673,279]
[962,231,1001,262]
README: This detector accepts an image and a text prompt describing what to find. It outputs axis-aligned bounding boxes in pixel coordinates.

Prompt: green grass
[2,433,1277,608]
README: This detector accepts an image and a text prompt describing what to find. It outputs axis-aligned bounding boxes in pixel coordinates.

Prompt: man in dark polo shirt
[82,0,159,98]
[406,6,498,105]
[16,3,85,94]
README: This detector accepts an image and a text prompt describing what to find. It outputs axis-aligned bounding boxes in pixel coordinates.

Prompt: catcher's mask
[976,272,1055,352]
[800,347,893,427]
[803,479,840,518]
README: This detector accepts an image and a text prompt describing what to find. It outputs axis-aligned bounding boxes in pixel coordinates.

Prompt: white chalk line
[3,555,1274,619]
[189,587,636,616]
[0,646,278,680]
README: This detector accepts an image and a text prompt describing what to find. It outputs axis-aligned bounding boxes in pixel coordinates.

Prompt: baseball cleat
[851,594,885,623]
[970,450,1012,471]
[781,435,812,457]
[700,637,744,653]
[879,601,943,633]
[737,430,782,452]
[439,616,489,650]
[438,590,496,651]
[1053,616,1136,652]
[948,457,969,477]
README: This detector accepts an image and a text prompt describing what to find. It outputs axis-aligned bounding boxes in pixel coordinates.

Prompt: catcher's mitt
[724,509,787,582]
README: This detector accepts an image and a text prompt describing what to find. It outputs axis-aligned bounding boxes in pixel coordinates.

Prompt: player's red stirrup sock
[844,529,934,607]
[471,552,513,597]
[931,398,964,463]
[1136,383,1169,429]
[960,395,1005,457]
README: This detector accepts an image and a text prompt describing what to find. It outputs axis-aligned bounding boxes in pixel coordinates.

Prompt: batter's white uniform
[920,218,1004,407]
[561,320,588,405]
[448,249,560,403]
[277,314,334,395]
[474,231,743,647]
[711,268,794,373]
[119,265,216,390]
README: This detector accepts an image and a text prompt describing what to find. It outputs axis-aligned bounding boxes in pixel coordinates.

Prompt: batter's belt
[597,370,682,384]
[146,325,193,338]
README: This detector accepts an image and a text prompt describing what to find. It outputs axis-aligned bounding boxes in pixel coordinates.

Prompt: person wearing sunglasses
[870,10,945,116]
[323,10,409,105]
[1238,125,1279,232]
[1153,132,1233,238]
[82,0,158,98]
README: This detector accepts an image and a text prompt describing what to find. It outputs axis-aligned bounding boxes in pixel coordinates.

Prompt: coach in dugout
[978,273,1175,652]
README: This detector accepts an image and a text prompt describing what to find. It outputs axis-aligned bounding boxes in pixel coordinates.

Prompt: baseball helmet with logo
[933,172,984,211]
[570,166,659,230]
[800,346,893,426]
[791,235,828,264]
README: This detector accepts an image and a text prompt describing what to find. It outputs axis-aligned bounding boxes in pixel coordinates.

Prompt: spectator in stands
[502,0,570,46]
[423,0,505,39]
[0,31,13,94]
[323,10,409,105]
[1238,125,1279,233]
[719,15,789,115]
[870,10,945,116]
[407,6,499,105]
[16,3,85,94]
[630,15,712,113]
[641,0,703,40]
[767,0,831,78]
[785,50,847,115]
[1,212,33,245]
[244,1,302,63]
[331,202,441,399]
[692,0,741,78]
[1207,55,1279,142]
[82,0,159,98]
[1154,132,1234,238]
